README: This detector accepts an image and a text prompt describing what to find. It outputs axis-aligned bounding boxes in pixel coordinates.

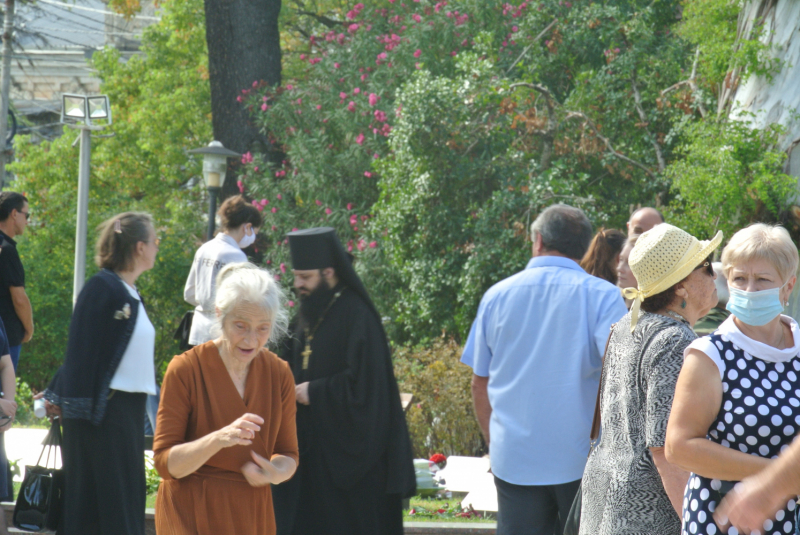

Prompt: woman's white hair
[213,262,289,346]
[721,223,799,283]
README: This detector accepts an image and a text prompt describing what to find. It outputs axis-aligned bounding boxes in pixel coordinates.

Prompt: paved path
[5,427,55,481]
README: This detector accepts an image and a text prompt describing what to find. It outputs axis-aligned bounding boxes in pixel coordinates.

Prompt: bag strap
[36,418,62,469]
[590,324,616,441]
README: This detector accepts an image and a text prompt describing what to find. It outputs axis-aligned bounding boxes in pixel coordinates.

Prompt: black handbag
[563,325,616,535]
[13,418,64,533]
[173,310,194,351]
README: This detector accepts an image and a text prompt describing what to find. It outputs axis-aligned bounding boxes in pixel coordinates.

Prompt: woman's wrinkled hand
[715,476,788,534]
[242,451,282,487]
[215,413,264,449]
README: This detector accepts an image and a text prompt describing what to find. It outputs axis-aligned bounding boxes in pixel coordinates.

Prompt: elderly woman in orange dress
[153,262,298,535]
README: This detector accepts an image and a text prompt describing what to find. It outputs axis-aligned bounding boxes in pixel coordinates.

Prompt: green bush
[394,338,485,458]
[14,378,48,427]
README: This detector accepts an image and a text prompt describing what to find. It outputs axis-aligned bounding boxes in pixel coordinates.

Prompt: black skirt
[59,390,146,535]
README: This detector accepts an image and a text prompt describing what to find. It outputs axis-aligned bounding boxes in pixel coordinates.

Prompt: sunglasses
[693,256,714,276]
[19,211,29,220]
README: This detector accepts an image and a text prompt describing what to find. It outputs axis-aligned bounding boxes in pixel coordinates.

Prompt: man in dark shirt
[0,192,33,371]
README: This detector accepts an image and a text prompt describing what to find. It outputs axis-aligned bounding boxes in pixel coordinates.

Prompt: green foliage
[145,456,161,495]
[9,0,210,389]
[393,338,485,458]
[665,116,796,240]
[14,378,48,427]
[681,0,783,89]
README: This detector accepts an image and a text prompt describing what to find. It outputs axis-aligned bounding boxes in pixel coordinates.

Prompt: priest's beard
[298,280,336,328]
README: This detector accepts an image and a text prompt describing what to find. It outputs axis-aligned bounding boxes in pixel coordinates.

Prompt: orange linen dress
[153,341,299,535]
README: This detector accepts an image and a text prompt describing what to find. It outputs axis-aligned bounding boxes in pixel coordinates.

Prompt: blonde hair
[213,262,288,346]
[721,223,799,283]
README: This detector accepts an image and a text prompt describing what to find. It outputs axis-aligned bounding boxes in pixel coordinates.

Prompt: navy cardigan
[45,269,141,425]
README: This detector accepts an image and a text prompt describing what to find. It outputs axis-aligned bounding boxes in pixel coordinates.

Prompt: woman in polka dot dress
[666,224,800,535]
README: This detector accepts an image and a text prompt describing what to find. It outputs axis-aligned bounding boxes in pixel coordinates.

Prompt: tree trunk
[204,0,282,199]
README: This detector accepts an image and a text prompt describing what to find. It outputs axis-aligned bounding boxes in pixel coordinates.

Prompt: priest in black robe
[272,227,415,535]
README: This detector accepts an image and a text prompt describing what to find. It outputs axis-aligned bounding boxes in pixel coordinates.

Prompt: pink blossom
[260,199,268,206]
[271,225,277,231]
[374,110,387,122]
[376,52,387,65]
[340,91,348,100]
[368,93,379,106]
[373,153,380,159]
[356,133,365,145]
[325,208,332,215]
[252,81,258,88]
[348,23,360,34]
[350,214,358,225]
[254,166,259,172]
[293,228,298,232]
[512,25,518,32]
[288,300,295,308]
[412,14,421,23]
[347,240,354,252]
[274,274,281,281]
[415,62,421,69]
[277,194,283,200]
[413,49,421,58]
[369,241,377,248]
[316,104,322,110]
[346,10,357,19]
[237,180,245,193]
[334,62,340,69]
[261,103,268,111]
[364,171,372,177]
[354,2,364,10]
[252,200,259,207]
[296,98,302,105]
[347,203,354,210]
[361,74,368,81]
[348,101,356,112]
[300,54,306,60]
[286,84,294,90]
[236,96,243,103]
[271,207,278,213]
[280,263,286,273]
[241,152,254,164]
[354,87,361,94]
[337,33,345,44]
[502,40,508,47]
[357,240,366,251]
[315,199,322,206]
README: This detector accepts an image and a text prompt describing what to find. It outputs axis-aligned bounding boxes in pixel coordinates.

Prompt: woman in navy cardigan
[42,212,159,535]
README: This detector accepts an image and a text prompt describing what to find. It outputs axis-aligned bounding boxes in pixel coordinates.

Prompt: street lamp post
[188,141,240,241]
[60,93,112,305]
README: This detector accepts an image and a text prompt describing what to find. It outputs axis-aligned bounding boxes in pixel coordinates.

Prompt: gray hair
[530,204,593,260]
[213,262,289,347]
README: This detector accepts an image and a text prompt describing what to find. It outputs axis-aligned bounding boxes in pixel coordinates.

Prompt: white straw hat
[622,223,723,331]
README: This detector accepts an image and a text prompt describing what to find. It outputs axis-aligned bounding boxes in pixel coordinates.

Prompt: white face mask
[238,224,256,248]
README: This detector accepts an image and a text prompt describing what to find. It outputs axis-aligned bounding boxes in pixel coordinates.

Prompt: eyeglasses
[19,211,29,220]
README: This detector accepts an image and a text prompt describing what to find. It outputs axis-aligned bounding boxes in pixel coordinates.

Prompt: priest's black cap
[287,227,338,270]
[287,227,380,321]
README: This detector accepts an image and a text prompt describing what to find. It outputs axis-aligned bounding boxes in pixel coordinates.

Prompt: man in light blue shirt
[462,204,627,535]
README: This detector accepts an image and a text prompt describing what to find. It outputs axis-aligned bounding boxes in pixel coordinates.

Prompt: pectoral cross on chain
[302,336,313,370]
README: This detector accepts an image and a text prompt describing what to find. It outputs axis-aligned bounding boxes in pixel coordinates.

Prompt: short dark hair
[94,212,154,272]
[218,195,262,231]
[640,285,678,313]
[530,204,593,260]
[0,192,27,222]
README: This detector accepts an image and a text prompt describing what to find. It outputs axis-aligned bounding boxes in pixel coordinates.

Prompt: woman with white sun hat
[579,223,722,535]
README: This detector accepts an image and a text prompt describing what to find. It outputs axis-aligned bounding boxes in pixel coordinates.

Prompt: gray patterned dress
[579,311,696,535]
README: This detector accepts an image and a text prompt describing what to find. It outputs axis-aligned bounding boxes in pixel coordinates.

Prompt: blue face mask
[726,283,787,326]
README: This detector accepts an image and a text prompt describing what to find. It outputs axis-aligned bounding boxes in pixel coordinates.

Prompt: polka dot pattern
[682,334,800,535]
